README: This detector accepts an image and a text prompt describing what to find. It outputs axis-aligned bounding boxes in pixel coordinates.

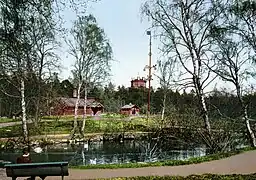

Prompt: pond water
[0,139,208,166]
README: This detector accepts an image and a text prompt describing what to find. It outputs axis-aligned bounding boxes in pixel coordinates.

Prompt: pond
[0,139,209,166]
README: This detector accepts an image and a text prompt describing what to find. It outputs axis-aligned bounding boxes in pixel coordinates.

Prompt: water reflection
[0,140,207,166]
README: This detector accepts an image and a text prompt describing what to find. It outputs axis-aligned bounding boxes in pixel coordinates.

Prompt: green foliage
[1,74,256,121]
[71,147,255,169]
[69,14,112,88]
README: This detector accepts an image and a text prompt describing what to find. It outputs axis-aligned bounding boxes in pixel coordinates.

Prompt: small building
[51,97,104,116]
[131,76,146,88]
[120,103,139,116]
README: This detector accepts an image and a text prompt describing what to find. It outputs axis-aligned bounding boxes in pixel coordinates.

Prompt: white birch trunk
[74,83,82,122]
[21,79,28,142]
[81,85,87,134]
[82,148,85,165]
[244,109,256,147]
[200,94,211,134]
[161,93,166,121]
[71,82,82,138]
[237,85,256,147]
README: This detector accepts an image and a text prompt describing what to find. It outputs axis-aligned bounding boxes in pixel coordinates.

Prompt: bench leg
[27,176,36,180]
[40,176,46,180]
[62,176,64,180]
[12,177,16,180]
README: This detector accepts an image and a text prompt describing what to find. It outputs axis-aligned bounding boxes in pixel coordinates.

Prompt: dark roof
[59,97,104,108]
[121,103,139,109]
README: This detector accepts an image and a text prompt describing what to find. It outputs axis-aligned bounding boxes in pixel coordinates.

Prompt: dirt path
[1,150,256,180]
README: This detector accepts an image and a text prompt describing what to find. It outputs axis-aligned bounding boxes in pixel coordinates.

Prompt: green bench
[0,160,11,168]
[5,161,69,180]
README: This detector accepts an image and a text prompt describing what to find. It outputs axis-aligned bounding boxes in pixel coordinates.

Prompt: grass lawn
[0,116,158,138]
[0,117,19,123]
[41,117,156,134]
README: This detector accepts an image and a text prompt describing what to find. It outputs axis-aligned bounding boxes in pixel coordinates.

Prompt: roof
[58,97,104,108]
[121,103,139,109]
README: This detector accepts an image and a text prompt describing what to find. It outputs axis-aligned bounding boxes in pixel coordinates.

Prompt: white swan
[84,142,88,150]
[90,158,96,164]
[33,146,43,153]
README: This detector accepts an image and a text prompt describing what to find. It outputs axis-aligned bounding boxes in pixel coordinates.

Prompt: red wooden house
[131,77,146,88]
[120,103,140,116]
[51,97,104,116]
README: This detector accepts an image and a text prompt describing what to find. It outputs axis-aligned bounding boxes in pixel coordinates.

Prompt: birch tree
[229,0,256,53]
[68,15,112,139]
[155,58,177,121]
[0,0,34,142]
[208,30,256,147]
[26,1,60,126]
[141,0,220,141]
[0,0,59,142]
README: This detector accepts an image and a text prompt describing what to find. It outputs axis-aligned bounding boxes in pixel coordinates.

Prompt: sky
[58,0,255,93]
[59,0,160,89]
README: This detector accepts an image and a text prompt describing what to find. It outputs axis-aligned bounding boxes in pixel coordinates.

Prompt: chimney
[73,89,77,98]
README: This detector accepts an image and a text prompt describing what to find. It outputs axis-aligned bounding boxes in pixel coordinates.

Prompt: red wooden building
[51,97,104,116]
[120,103,140,116]
[131,77,146,88]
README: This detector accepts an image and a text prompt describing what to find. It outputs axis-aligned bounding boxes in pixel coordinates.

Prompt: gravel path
[1,150,256,180]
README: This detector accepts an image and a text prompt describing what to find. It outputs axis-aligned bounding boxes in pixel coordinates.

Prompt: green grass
[0,117,156,138]
[0,117,19,123]
[101,113,128,119]
[97,174,256,180]
[41,115,78,121]
[40,118,153,134]
[71,147,255,169]
[0,125,23,137]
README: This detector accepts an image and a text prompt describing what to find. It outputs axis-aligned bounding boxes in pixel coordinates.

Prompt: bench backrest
[0,161,11,168]
[5,162,69,177]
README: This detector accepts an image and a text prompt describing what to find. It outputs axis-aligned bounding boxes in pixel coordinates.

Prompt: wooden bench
[0,160,11,168]
[5,161,69,180]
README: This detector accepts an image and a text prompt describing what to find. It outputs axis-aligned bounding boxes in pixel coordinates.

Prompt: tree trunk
[161,92,166,129]
[70,83,82,139]
[35,77,42,127]
[244,107,256,147]
[200,94,211,134]
[21,79,28,143]
[194,76,211,135]
[237,85,256,147]
[34,91,41,127]
[160,92,167,129]
[193,75,213,150]
[81,86,87,135]
[35,52,44,126]
[82,147,85,165]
